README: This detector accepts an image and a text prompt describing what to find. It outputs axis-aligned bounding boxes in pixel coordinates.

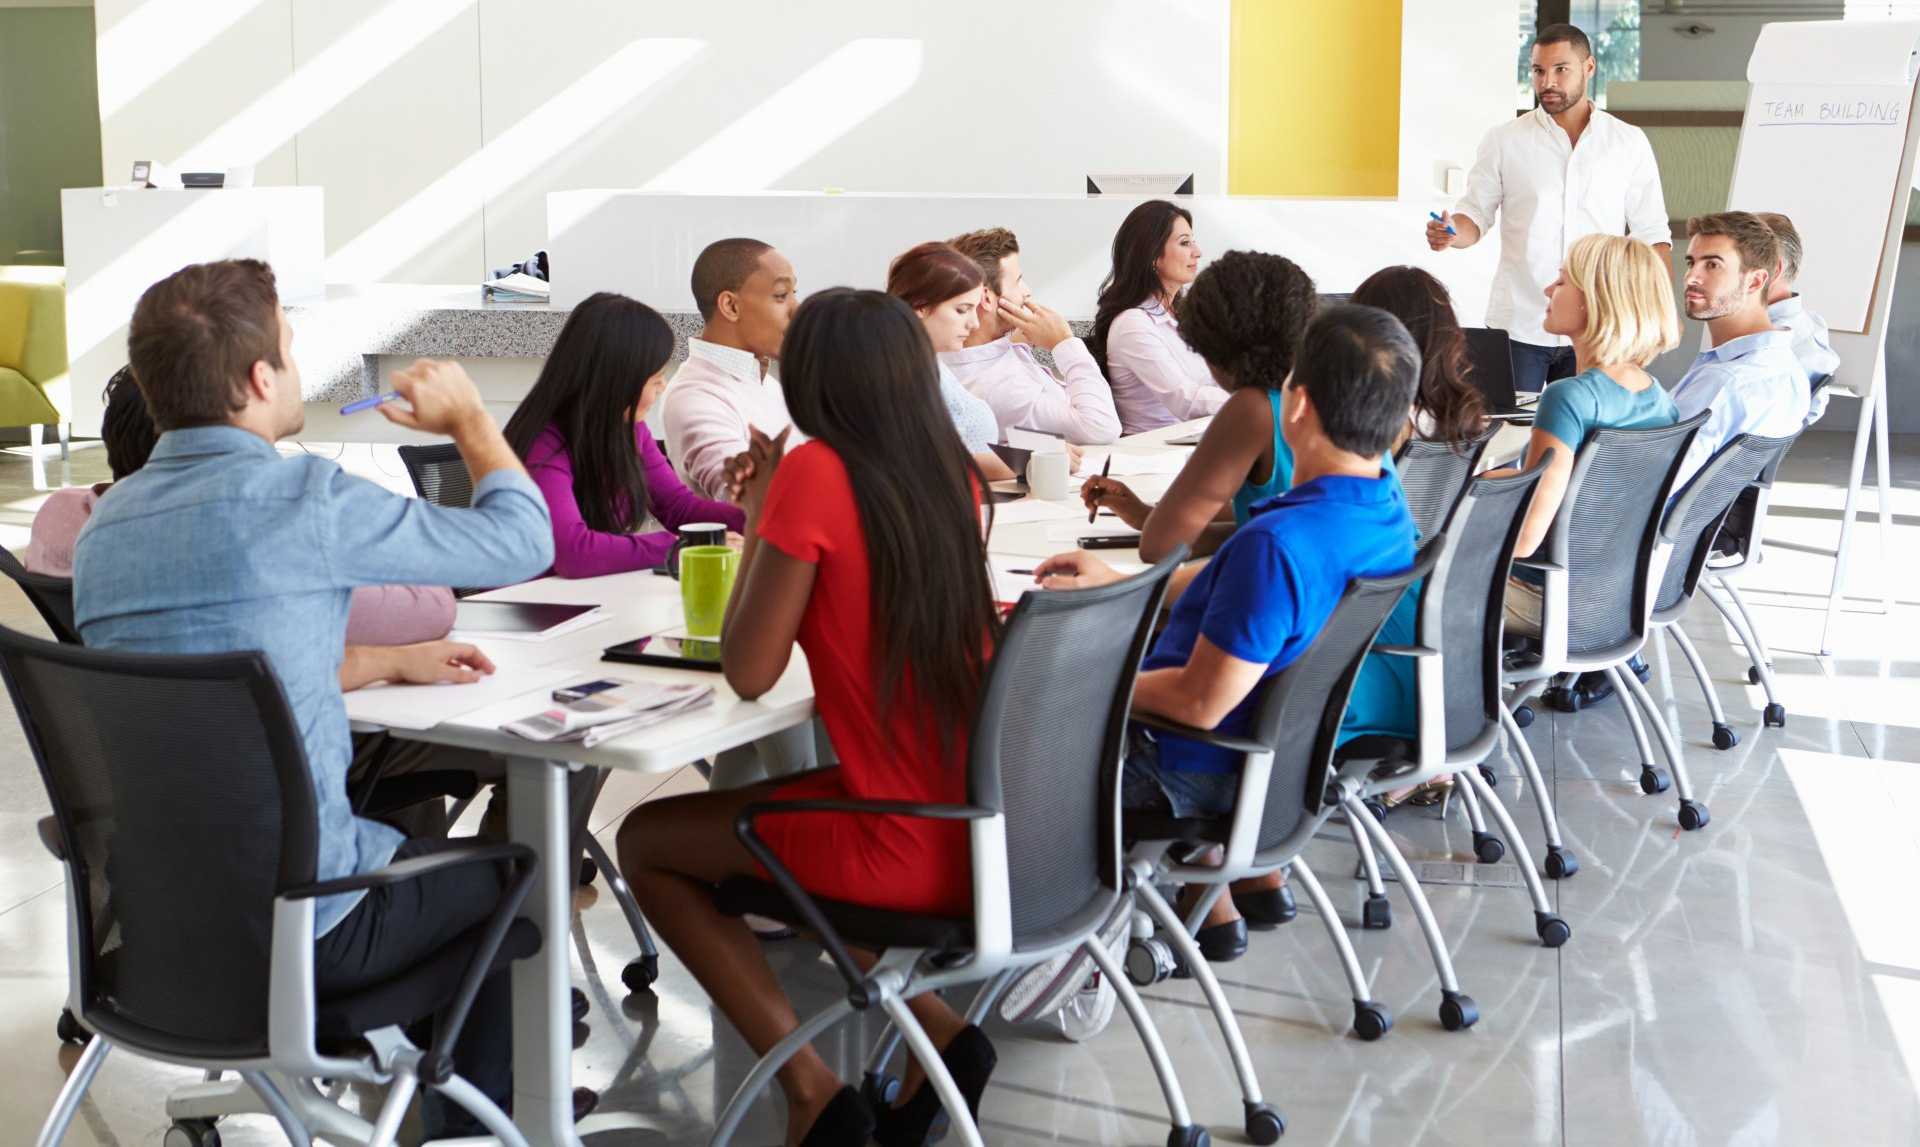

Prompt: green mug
[679,545,739,639]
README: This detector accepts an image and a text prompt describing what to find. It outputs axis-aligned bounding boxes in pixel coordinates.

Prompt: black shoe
[572,1086,598,1122]
[803,1085,878,1147]
[872,1024,997,1147]
[1196,917,1249,962]
[1234,885,1296,931]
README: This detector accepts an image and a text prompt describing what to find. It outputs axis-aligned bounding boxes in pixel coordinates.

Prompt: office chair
[708,554,1218,1147]
[1698,438,1801,729]
[0,546,81,643]
[5,625,538,1147]
[1502,412,1710,855]
[1336,458,1572,951]
[1393,424,1498,542]
[1649,432,1801,750]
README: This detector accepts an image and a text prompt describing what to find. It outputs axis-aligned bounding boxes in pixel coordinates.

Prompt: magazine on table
[500,677,714,748]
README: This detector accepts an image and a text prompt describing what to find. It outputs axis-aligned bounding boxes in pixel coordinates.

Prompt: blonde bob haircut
[1562,234,1679,367]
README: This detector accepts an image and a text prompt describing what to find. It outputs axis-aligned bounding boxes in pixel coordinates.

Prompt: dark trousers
[313,837,512,1138]
[1509,340,1578,394]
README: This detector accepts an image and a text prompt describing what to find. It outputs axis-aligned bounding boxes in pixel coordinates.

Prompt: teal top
[1231,390,1293,527]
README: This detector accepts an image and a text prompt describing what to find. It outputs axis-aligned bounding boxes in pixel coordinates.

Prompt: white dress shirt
[1451,103,1671,349]
[939,335,1122,445]
[1767,294,1840,422]
[660,338,795,502]
[1104,300,1228,434]
[1670,329,1810,490]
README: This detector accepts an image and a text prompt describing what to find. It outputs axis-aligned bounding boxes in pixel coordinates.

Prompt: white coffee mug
[1027,450,1071,501]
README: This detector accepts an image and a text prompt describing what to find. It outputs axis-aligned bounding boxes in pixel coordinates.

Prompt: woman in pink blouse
[1088,199,1229,434]
[504,293,744,578]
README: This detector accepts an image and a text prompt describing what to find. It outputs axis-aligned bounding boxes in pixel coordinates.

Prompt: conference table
[349,415,1530,1146]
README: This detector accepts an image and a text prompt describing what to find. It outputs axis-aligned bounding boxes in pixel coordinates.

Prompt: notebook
[452,601,603,640]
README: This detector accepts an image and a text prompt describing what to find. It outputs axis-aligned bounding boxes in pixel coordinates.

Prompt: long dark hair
[780,289,999,767]
[1089,199,1193,376]
[1348,266,1487,449]
[504,292,675,533]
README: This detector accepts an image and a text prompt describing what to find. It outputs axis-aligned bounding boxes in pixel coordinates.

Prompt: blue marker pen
[340,392,405,416]
[1429,211,1456,236]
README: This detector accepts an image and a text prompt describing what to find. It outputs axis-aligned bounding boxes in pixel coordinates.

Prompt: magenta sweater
[526,422,745,578]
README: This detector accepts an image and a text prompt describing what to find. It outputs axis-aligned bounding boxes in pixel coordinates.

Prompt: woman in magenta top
[504,292,744,577]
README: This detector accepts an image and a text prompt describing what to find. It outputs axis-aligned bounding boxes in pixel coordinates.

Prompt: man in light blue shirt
[74,258,553,1136]
[1671,212,1810,488]
[1757,211,1841,422]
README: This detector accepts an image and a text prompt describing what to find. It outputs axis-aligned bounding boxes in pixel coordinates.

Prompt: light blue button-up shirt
[1768,295,1841,422]
[73,425,554,934]
[1669,329,1810,492]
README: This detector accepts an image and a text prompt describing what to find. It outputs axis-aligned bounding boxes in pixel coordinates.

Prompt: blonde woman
[1508,234,1681,634]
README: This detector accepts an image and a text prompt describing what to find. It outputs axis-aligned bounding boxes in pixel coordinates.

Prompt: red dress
[752,442,976,917]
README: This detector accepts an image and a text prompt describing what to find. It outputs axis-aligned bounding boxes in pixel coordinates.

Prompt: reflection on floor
[2,431,1917,1145]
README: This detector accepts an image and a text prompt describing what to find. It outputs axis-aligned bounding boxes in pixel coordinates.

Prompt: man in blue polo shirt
[1033,304,1421,958]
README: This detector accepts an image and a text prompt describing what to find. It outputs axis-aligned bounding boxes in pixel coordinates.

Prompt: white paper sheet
[1079,450,1191,477]
[1044,522,1139,543]
[987,498,1083,524]
[344,666,575,731]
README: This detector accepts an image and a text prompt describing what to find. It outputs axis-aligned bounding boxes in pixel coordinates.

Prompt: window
[1516,1,1642,110]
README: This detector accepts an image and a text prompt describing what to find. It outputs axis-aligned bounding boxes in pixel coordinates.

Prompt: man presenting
[1427,23,1671,392]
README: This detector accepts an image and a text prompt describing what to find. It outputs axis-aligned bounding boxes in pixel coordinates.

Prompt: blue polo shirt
[1142,471,1417,775]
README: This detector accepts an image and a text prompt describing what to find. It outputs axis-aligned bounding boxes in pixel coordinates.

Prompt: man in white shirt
[1755,211,1841,423]
[1426,23,1671,392]
[661,238,799,502]
[941,227,1122,445]
[1671,211,1810,488]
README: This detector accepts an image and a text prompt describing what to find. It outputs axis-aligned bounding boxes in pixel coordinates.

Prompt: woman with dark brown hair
[1348,265,1488,448]
[1088,199,1227,433]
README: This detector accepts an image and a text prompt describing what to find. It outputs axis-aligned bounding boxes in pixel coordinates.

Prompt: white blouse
[1104,299,1228,434]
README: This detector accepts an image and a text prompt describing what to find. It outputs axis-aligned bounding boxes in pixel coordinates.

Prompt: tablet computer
[602,633,724,672]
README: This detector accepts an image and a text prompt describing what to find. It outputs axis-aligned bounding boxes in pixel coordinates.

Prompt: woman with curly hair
[1082,249,1321,564]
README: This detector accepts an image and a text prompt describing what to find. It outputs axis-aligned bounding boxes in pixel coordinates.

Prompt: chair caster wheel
[1127,936,1178,986]
[1472,832,1505,865]
[1639,766,1670,794]
[578,856,598,887]
[1748,665,1763,685]
[164,1120,222,1147]
[1361,894,1392,930]
[1679,800,1711,831]
[861,1070,901,1110]
[1478,764,1498,788]
[1512,705,1535,729]
[1545,686,1582,713]
[1352,1000,1394,1041]
[1535,911,1571,948]
[56,1007,87,1043]
[1244,1101,1286,1145]
[571,987,589,1022]
[621,954,658,994]
[1439,990,1479,1032]
[1711,723,1739,750]
[1167,1124,1211,1147]
[1545,846,1578,880]
[1763,703,1786,728]
[1363,797,1388,822]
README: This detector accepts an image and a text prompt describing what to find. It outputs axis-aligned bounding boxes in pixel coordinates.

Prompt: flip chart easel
[1726,19,1920,655]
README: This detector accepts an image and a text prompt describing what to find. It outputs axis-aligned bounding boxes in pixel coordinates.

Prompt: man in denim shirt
[73,259,553,1135]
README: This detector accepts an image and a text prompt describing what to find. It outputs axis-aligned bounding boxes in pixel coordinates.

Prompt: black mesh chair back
[1711,431,1799,573]
[1653,432,1799,620]
[397,443,474,509]
[1247,540,1442,852]
[972,550,1182,952]
[0,548,82,644]
[0,625,316,1060]
[1547,412,1707,659]
[1424,459,1550,752]
[1395,424,1498,541]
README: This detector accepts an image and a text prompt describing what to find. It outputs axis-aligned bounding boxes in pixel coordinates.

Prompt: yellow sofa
[0,267,70,459]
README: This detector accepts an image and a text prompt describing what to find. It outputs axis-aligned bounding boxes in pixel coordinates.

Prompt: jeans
[1120,729,1240,819]
[1509,340,1578,394]
[312,836,513,1138]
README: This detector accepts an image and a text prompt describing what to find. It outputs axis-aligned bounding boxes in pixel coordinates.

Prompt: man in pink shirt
[661,238,801,502]
[941,227,1122,446]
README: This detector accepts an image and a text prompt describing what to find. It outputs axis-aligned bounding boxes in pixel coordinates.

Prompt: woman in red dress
[618,288,1001,1147]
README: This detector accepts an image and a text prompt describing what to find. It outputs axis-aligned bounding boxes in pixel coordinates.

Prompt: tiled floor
[2,431,1918,1145]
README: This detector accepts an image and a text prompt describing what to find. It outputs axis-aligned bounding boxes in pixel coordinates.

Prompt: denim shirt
[72,426,554,935]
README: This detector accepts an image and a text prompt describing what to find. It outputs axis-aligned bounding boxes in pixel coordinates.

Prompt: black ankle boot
[872,1025,997,1147]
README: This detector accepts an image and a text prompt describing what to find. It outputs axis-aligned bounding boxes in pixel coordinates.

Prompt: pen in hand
[340,392,406,416]
[1088,455,1111,524]
[1428,211,1456,236]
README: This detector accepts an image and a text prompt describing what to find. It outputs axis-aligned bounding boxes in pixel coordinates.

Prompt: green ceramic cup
[679,545,739,639]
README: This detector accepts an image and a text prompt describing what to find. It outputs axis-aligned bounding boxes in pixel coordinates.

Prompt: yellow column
[1229,0,1402,197]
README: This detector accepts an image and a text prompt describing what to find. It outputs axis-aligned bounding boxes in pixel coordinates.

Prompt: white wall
[1400,0,1516,202]
[95,0,1236,284]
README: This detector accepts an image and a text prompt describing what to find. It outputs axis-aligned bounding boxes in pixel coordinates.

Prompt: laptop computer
[1462,327,1529,419]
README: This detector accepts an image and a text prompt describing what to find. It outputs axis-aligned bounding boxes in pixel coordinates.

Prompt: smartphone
[1079,535,1139,550]
[554,678,626,703]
